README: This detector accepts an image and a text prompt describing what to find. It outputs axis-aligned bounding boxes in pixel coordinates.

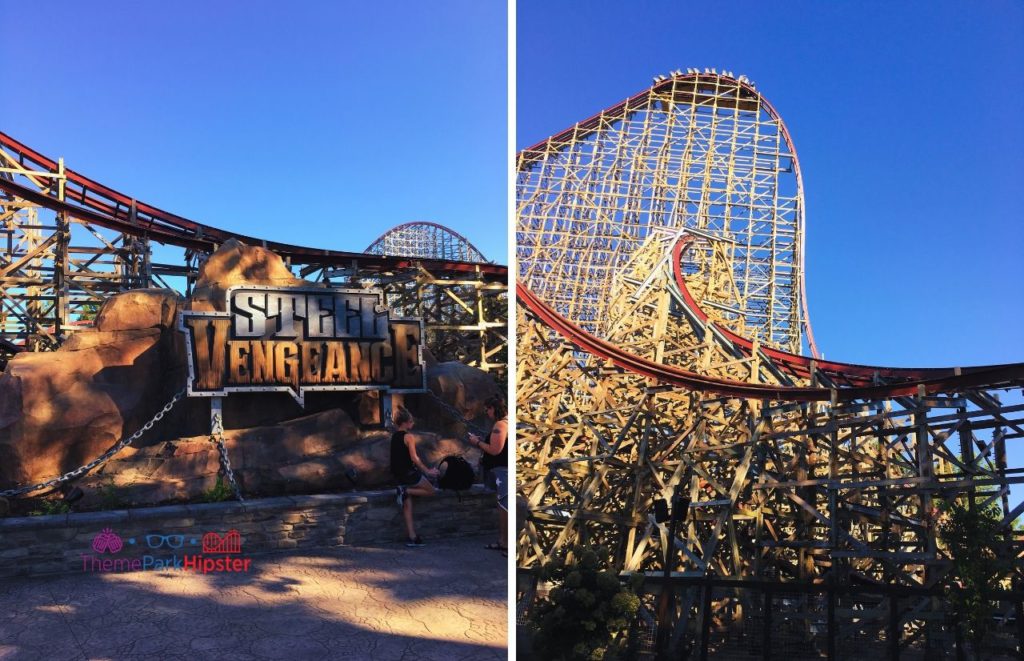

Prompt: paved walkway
[0,535,507,660]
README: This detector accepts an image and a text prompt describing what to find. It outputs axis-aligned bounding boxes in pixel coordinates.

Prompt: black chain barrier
[209,411,244,502]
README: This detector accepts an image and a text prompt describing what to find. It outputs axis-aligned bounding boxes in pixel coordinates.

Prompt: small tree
[527,547,641,660]
[77,302,101,323]
[937,498,1014,659]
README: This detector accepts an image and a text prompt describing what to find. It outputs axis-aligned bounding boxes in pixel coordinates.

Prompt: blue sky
[1,1,507,263]
[518,1,1024,509]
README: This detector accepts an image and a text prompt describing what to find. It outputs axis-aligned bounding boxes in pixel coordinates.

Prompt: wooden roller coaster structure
[516,71,1023,657]
[0,133,507,374]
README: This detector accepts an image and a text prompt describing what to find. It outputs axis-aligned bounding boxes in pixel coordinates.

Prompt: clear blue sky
[1,1,507,262]
[518,1,1024,509]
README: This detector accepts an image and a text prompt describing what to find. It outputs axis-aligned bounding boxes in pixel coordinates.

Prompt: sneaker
[405,536,425,547]
[395,486,405,508]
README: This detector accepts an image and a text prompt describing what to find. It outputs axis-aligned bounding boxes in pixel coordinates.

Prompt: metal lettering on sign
[178,286,425,404]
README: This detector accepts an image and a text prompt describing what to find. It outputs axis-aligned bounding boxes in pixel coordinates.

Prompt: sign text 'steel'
[178,286,424,404]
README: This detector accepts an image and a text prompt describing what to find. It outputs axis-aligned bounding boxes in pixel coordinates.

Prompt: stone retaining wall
[0,487,497,579]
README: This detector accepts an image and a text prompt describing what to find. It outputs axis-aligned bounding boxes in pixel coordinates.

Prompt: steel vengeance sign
[178,286,424,404]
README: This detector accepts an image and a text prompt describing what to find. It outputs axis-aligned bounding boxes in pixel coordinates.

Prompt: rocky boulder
[76,407,481,506]
[409,360,504,437]
[0,239,503,506]
[188,238,313,312]
[0,289,185,489]
[94,289,180,332]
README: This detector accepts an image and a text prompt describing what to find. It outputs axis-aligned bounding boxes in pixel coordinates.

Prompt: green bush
[201,475,233,503]
[77,302,101,323]
[28,499,70,516]
[527,547,641,660]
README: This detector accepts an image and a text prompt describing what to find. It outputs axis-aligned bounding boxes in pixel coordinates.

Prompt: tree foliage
[527,547,641,660]
[77,302,101,323]
[936,497,1014,657]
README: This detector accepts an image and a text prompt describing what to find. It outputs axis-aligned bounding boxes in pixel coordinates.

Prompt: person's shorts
[396,469,426,487]
[485,467,508,512]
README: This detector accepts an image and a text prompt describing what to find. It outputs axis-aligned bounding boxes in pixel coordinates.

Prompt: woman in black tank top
[469,395,509,555]
[390,407,438,547]
[390,430,417,482]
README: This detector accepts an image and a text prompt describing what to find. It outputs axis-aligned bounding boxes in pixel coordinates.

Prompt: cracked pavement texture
[0,535,507,660]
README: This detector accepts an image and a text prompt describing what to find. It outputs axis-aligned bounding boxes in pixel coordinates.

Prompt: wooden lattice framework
[516,72,1024,656]
[0,154,154,359]
[0,134,507,373]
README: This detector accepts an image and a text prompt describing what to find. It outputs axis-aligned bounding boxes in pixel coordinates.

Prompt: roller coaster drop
[0,133,507,373]
[516,72,1023,656]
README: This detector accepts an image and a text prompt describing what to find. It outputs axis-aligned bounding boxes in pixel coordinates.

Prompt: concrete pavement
[0,534,507,660]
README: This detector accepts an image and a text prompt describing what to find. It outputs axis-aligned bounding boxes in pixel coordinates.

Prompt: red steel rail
[0,132,506,278]
[666,236,1015,385]
[517,280,1024,402]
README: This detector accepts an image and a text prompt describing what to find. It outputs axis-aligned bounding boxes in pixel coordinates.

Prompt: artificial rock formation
[188,238,308,312]
[0,240,502,507]
[416,361,503,437]
[76,408,481,506]
[0,289,184,488]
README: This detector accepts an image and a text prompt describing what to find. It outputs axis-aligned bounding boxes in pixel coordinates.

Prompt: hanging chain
[0,389,186,499]
[209,412,244,502]
[423,389,489,437]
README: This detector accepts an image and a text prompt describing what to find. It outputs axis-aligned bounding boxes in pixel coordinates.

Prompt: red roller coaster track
[0,132,506,278]
[667,236,982,384]
[517,279,1024,402]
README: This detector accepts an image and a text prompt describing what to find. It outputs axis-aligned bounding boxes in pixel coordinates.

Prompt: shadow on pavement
[0,534,506,660]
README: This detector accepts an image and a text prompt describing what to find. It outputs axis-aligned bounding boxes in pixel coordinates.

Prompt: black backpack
[437,455,475,492]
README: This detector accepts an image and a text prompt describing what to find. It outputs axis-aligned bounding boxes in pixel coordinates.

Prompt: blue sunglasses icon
[145,534,185,549]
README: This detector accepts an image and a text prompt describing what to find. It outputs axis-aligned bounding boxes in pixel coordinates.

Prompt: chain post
[209,396,243,502]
